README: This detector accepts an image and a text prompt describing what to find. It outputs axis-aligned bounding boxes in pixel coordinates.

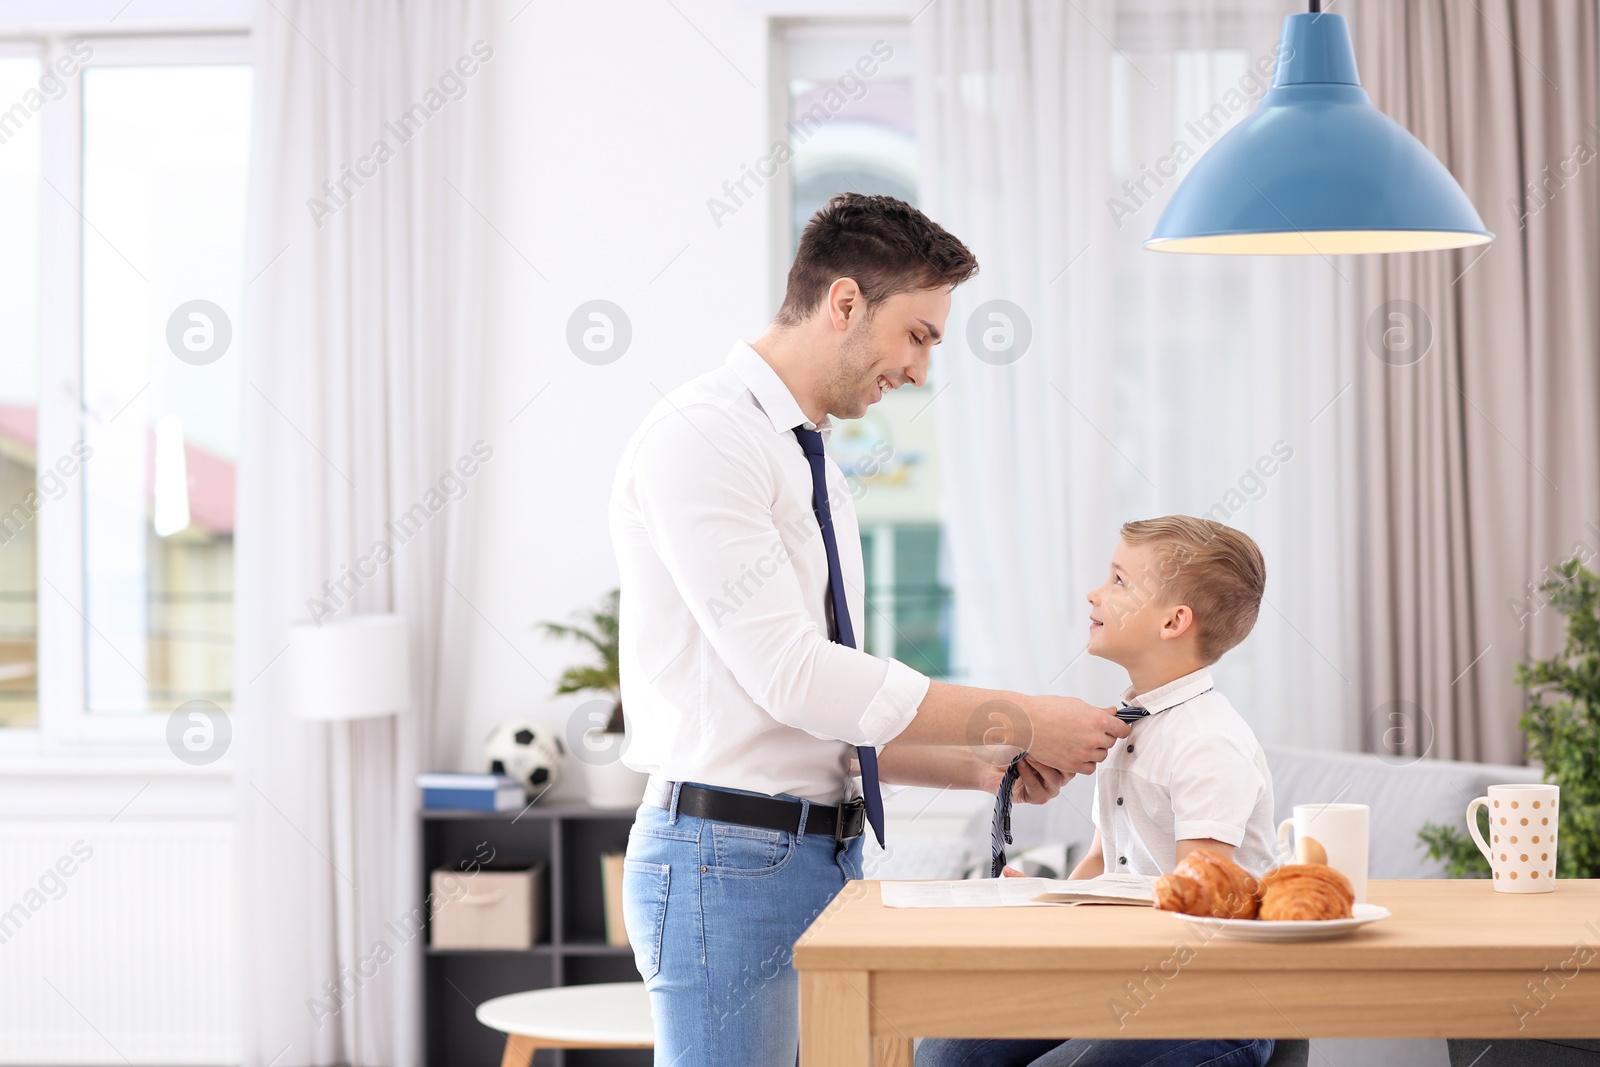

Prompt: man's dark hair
[774,193,979,328]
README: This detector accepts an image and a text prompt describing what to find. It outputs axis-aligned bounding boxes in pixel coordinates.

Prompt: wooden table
[794,879,1600,1066]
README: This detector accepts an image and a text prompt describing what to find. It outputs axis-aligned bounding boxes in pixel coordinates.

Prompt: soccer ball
[484,719,566,797]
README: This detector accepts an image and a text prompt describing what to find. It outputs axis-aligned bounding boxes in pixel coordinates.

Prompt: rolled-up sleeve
[863,659,931,749]
[627,405,928,748]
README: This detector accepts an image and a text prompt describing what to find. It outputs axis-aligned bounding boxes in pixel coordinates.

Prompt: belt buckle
[836,798,866,842]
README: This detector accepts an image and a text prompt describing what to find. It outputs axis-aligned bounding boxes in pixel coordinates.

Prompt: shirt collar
[1120,666,1214,716]
[726,340,831,439]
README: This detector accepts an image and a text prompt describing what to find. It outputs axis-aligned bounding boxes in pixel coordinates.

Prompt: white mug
[1467,784,1559,893]
[1277,802,1369,902]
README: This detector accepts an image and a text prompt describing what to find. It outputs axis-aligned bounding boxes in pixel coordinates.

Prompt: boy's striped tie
[989,753,1026,877]
[1115,703,1150,724]
[990,706,1150,876]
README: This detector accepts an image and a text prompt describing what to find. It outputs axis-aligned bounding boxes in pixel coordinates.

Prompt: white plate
[1169,902,1391,941]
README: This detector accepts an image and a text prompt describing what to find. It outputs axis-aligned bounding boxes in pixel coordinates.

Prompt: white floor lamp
[289,613,411,1067]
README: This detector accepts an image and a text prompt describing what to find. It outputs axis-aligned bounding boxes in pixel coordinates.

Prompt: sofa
[873,744,1547,1067]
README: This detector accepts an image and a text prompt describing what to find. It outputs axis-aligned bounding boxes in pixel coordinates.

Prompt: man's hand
[1017,696,1130,776]
[976,754,1072,804]
[1014,755,1069,803]
[886,681,1129,789]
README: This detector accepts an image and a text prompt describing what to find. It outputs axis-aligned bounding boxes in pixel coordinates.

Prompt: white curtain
[235,2,492,1064]
[915,0,1363,750]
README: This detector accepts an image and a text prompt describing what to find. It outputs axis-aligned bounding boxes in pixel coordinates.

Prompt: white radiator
[0,820,238,1065]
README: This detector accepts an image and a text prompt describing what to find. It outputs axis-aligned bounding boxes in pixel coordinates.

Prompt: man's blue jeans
[622,783,864,1066]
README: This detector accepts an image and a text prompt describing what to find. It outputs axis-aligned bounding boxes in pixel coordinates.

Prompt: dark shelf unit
[422,803,650,1067]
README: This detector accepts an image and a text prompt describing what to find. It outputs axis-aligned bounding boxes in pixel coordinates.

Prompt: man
[610,193,1128,1065]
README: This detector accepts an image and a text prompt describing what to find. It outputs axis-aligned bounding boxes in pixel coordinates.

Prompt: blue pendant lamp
[1145,2,1493,255]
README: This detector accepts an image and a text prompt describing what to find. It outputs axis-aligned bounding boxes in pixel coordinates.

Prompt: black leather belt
[645,780,866,842]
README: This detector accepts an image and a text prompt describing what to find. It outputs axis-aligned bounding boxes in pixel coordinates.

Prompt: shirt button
[1118,856,1127,865]
[1126,744,1134,753]
[1116,797,1124,805]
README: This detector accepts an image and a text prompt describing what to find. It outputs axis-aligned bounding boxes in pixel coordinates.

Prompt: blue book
[418,772,525,811]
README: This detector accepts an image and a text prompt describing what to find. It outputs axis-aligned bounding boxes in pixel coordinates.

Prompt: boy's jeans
[622,783,864,1066]
[916,1037,1276,1067]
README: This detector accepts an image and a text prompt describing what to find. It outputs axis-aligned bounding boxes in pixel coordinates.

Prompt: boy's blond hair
[1120,515,1266,663]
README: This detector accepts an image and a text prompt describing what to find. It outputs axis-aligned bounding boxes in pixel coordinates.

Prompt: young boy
[1072,514,1277,881]
[917,516,1277,1067]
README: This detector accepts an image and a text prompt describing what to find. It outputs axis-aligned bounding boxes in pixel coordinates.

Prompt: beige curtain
[1348,0,1600,763]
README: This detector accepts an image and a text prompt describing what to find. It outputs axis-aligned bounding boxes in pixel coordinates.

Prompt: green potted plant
[540,588,623,729]
[1419,558,1600,878]
[539,589,644,808]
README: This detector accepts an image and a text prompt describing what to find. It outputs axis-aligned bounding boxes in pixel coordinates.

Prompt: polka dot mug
[1466,784,1559,892]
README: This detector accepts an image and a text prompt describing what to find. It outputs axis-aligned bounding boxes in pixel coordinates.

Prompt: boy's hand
[1000,865,1027,877]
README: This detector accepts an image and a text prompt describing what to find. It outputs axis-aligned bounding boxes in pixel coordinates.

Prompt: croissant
[1257,864,1354,921]
[1153,848,1260,920]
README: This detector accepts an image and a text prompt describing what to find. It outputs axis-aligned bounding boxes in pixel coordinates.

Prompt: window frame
[1,31,248,754]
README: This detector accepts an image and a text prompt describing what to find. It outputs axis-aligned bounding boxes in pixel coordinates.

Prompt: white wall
[457,1,817,794]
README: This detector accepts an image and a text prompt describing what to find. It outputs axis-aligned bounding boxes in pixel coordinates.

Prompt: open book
[879,873,1157,909]
[1030,872,1157,906]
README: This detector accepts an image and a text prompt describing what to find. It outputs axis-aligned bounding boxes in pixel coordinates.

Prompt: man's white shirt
[609,340,931,804]
[1090,667,1278,876]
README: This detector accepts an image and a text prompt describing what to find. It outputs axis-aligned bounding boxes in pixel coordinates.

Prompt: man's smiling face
[822,285,949,421]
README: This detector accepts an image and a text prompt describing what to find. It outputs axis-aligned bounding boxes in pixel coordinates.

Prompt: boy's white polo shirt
[1090,666,1278,876]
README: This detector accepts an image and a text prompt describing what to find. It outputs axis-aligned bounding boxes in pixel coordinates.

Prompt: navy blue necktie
[792,427,886,848]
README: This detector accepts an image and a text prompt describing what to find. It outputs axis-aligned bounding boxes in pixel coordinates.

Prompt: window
[80,62,247,716]
[0,35,248,746]
[0,52,43,728]
[781,23,953,678]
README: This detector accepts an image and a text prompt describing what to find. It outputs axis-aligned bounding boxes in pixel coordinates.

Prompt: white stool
[476,982,654,1067]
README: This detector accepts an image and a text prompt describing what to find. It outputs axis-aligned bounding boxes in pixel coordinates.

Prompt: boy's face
[1086,537,1187,665]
